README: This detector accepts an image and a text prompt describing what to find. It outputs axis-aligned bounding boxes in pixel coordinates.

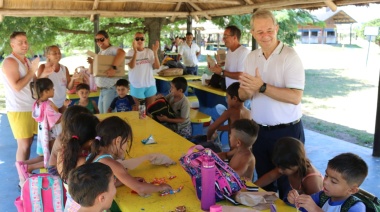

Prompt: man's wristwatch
[112,65,117,70]
[259,83,267,93]
[220,70,224,76]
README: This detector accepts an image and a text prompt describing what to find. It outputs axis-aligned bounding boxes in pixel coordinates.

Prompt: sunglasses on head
[95,37,105,42]
[135,37,145,41]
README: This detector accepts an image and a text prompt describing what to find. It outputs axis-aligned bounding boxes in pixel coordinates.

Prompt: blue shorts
[130,85,157,99]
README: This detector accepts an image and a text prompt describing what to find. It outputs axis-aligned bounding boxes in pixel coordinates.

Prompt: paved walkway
[0,113,379,211]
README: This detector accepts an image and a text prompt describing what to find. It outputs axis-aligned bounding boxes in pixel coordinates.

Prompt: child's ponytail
[86,136,103,163]
[61,136,82,182]
[59,113,99,181]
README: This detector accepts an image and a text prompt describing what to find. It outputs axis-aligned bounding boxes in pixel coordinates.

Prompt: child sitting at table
[217,119,258,181]
[86,116,172,196]
[107,79,136,112]
[255,137,323,201]
[59,113,100,182]
[66,163,116,212]
[156,77,192,139]
[74,83,99,114]
[288,153,368,212]
[206,82,250,143]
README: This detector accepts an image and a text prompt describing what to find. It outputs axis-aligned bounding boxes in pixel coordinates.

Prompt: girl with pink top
[16,78,69,185]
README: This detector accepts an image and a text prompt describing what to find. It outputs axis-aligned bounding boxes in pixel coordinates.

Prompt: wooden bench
[190,109,211,136]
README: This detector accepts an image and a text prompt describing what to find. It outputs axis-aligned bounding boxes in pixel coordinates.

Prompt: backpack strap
[30,177,43,212]
[50,176,64,212]
[341,195,361,212]
[318,191,330,208]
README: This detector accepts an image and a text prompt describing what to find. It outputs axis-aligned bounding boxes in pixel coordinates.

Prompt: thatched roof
[0,0,379,22]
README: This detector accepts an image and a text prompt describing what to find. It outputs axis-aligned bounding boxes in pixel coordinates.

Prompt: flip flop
[15,161,29,182]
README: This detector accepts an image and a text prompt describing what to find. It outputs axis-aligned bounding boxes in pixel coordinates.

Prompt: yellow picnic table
[95,111,295,212]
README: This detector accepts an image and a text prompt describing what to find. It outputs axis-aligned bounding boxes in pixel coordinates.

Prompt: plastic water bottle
[201,150,216,211]
[139,100,146,119]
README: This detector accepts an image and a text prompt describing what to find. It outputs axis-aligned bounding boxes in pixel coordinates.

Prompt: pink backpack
[179,145,246,202]
[15,173,66,212]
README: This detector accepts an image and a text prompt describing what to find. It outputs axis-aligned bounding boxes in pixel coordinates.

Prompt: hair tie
[72,135,79,139]
[95,136,101,141]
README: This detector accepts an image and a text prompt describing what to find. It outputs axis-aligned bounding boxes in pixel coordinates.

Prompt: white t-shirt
[225,45,250,88]
[1,54,35,112]
[178,42,200,67]
[95,45,121,88]
[48,64,67,108]
[127,48,156,88]
[243,42,305,126]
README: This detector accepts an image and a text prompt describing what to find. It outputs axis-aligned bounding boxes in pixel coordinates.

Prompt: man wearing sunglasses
[87,30,126,113]
[178,32,201,75]
[127,32,160,107]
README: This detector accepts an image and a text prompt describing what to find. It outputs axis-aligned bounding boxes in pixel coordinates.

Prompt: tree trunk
[144,18,167,61]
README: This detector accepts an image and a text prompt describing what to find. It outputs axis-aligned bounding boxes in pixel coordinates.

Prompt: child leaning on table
[107,78,136,113]
[86,116,172,197]
[156,76,192,139]
[206,82,250,142]
[288,153,368,212]
[217,119,258,181]
[254,137,323,200]
[66,163,116,212]
[73,83,99,114]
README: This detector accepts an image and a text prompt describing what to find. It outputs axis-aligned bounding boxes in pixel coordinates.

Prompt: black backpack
[208,74,226,91]
[147,97,176,122]
[319,189,380,212]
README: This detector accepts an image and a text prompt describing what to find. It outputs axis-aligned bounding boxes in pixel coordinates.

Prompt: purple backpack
[15,173,66,212]
[179,145,246,202]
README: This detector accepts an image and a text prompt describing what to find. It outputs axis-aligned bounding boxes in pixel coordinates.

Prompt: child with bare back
[206,82,250,142]
[217,119,259,181]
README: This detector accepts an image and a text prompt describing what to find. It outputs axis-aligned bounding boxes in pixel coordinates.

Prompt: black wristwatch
[259,83,267,93]
[112,65,117,70]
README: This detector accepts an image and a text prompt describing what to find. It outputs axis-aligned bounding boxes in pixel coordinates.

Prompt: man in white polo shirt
[178,32,201,75]
[239,9,305,199]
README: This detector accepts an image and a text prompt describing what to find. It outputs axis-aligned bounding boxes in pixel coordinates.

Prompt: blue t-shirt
[109,95,135,112]
[304,191,366,212]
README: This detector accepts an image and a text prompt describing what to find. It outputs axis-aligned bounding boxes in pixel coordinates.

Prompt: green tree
[0,16,146,57]
[211,9,324,46]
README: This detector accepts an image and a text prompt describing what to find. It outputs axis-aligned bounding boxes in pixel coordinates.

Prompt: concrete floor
[0,113,379,211]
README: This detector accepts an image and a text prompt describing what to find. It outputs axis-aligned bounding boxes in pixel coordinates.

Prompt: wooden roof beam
[324,0,337,11]
[90,0,100,21]
[170,2,181,22]
[191,0,327,17]
[94,0,241,4]
[0,9,189,18]
[188,2,212,20]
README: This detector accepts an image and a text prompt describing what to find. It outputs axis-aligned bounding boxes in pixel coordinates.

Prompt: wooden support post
[187,15,192,33]
[373,72,380,157]
[94,14,100,53]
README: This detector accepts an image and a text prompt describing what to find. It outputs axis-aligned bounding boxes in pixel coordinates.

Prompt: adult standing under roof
[209,25,251,118]
[127,32,160,107]
[178,32,201,75]
[238,9,305,199]
[87,30,126,114]
[209,25,250,88]
[1,31,39,162]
